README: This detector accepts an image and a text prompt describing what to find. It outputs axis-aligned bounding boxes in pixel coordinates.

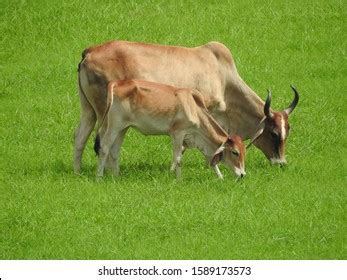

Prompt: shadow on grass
[47,159,259,191]
[50,159,173,178]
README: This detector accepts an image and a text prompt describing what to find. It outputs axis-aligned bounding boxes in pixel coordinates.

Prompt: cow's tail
[93,81,115,155]
[77,50,99,153]
[77,52,88,106]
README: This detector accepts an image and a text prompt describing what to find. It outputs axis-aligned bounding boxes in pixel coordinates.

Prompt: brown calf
[95,80,257,179]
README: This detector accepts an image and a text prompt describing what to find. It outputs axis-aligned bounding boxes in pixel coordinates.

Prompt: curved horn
[284,85,300,115]
[264,89,273,118]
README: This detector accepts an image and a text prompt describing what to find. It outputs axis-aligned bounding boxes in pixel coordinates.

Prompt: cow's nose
[271,158,287,166]
[279,159,287,168]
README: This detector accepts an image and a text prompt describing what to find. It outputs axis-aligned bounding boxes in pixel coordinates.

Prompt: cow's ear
[211,146,225,166]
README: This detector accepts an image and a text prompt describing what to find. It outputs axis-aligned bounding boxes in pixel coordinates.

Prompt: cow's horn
[264,89,273,118]
[284,85,300,115]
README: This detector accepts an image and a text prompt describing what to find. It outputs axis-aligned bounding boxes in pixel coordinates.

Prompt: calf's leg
[97,126,124,177]
[107,128,128,176]
[170,134,185,178]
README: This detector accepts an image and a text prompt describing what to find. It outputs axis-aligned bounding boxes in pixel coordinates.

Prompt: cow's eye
[232,150,239,156]
[271,131,278,138]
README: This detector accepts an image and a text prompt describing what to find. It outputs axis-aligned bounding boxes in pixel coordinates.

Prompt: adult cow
[74,40,299,173]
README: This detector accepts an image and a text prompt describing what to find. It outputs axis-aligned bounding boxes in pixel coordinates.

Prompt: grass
[1,0,345,259]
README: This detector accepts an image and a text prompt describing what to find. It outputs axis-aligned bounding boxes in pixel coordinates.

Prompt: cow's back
[83,40,235,100]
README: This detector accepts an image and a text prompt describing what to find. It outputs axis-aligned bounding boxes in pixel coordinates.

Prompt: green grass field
[1,0,345,259]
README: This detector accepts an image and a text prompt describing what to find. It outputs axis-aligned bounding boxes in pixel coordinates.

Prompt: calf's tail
[93,81,115,156]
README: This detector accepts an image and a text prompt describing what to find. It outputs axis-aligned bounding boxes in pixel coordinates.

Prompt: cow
[74,40,299,173]
[94,79,260,179]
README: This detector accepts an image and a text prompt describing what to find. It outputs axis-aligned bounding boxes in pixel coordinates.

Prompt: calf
[95,80,257,179]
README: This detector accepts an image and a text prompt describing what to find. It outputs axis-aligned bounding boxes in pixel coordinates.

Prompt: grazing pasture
[1,0,345,259]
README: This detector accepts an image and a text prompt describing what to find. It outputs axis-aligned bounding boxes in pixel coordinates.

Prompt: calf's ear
[211,146,225,166]
[226,135,234,146]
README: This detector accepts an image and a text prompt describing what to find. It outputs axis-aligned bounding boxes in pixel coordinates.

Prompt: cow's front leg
[212,165,224,179]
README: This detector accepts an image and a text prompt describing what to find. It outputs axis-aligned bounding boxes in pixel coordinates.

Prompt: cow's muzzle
[270,157,287,167]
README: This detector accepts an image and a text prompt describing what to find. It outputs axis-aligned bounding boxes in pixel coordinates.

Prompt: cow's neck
[225,78,265,139]
[194,110,228,157]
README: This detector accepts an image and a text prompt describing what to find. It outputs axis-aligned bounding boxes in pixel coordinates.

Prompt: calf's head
[253,86,299,165]
[212,135,246,178]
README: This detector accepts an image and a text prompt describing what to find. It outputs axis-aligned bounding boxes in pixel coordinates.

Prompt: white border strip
[0,260,345,280]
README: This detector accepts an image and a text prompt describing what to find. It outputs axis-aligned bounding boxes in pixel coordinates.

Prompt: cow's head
[252,86,299,165]
[212,135,246,178]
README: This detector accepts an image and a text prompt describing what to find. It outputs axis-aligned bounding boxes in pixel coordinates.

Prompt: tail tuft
[94,134,101,155]
[77,49,90,72]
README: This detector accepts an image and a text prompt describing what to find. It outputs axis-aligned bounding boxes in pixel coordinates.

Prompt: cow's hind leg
[74,94,96,173]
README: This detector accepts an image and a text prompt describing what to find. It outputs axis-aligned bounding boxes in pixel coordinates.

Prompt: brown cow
[74,40,299,173]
